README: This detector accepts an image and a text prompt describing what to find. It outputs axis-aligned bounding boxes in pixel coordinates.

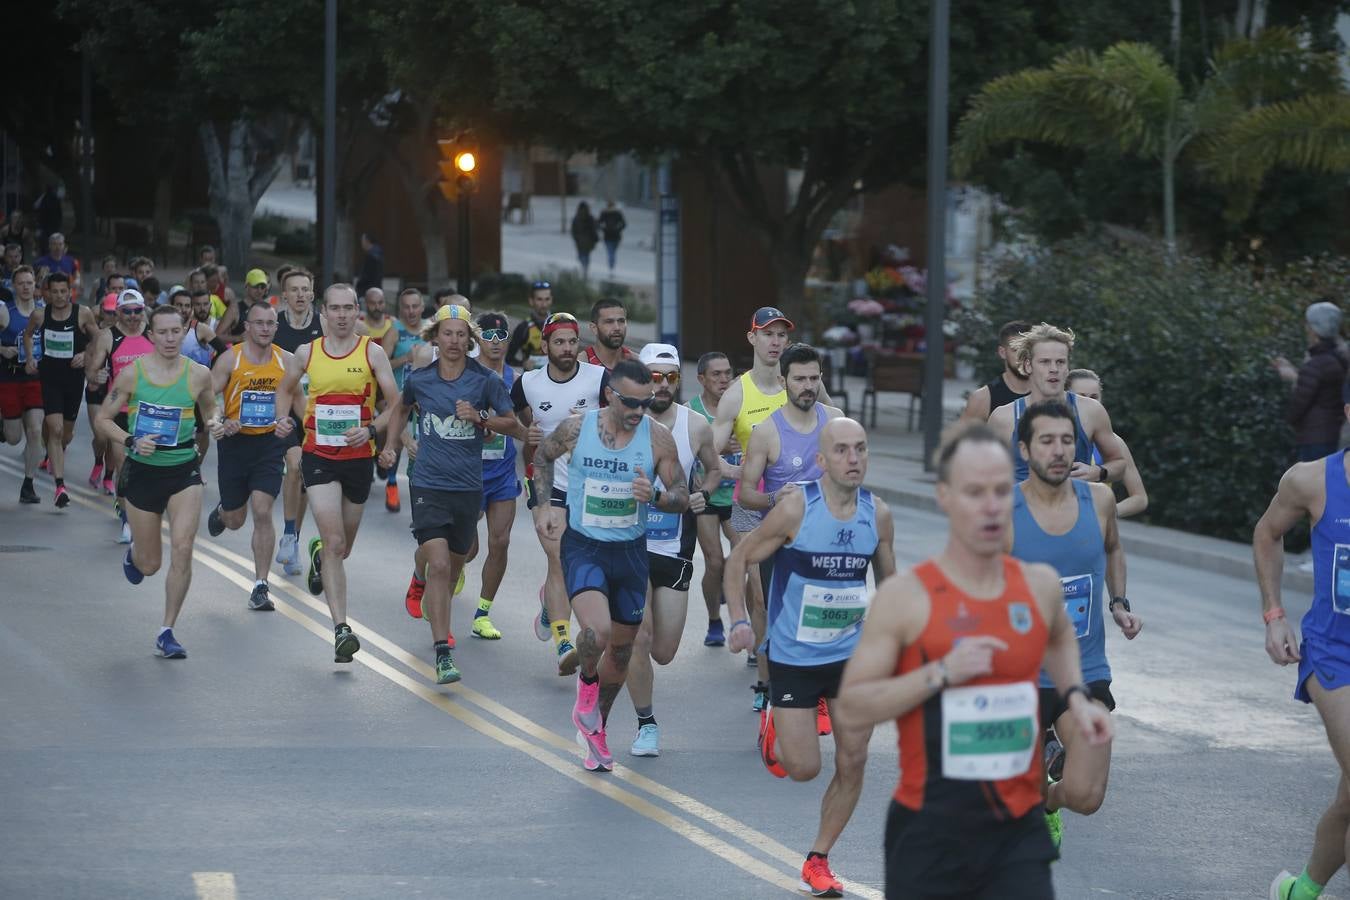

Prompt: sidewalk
[502,196,656,288]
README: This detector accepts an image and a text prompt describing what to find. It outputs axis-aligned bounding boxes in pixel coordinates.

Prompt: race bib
[796,583,868,643]
[314,403,361,447]
[581,477,637,528]
[1334,544,1350,615]
[940,682,1038,781]
[239,390,276,428]
[43,328,73,359]
[1061,573,1092,639]
[132,401,184,447]
[646,506,680,541]
[482,431,507,460]
[299,372,311,395]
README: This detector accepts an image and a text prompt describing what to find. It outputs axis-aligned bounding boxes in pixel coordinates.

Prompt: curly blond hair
[1009,322,1075,368]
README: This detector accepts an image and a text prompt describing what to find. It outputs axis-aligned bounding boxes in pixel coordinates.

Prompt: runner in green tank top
[690,351,741,647]
[97,305,217,660]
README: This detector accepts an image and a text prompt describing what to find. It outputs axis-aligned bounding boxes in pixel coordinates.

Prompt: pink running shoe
[103,476,115,496]
[577,728,613,772]
[572,677,601,735]
[88,463,103,488]
[54,484,70,509]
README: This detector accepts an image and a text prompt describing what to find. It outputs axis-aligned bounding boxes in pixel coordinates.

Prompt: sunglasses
[649,371,680,385]
[532,280,551,290]
[611,389,654,409]
[544,312,577,326]
[480,328,508,342]
[120,307,145,314]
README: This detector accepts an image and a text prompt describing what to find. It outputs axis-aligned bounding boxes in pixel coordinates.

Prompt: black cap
[751,306,794,331]
[477,312,509,332]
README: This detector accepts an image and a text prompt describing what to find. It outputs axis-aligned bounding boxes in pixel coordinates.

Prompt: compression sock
[284,519,297,536]
[552,620,572,645]
[475,597,493,619]
[636,706,656,728]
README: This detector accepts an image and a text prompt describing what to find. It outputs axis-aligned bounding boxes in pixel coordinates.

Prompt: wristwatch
[1098,464,1108,483]
[366,424,378,442]
[653,488,663,508]
[124,434,135,449]
[1109,596,1131,613]
[478,409,490,423]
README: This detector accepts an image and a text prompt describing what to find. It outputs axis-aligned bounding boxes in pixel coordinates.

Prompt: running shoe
[471,616,502,640]
[385,482,400,512]
[435,651,461,684]
[799,855,844,898]
[1045,809,1063,850]
[757,704,787,778]
[577,729,613,773]
[207,504,225,537]
[1044,734,1066,783]
[816,697,833,736]
[557,639,579,676]
[102,475,115,496]
[534,584,550,641]
[155,629,187,659]
[118,521,132,544]
[405,574,426,619]
[306,537,323,595]
[19,479,38,504]
[277,533,301,575]
[751,682,769,713]
[88,463,103,488]
[54,484,69,508]
[38,456,49,474]
[248,583,274,611]
[1269,871,1297,900]
[630,723,660,757]
[572,676,602,735]
[123,546,144,585]
[334,624,360,663]
[747,651,758,668]
[703,620,725,647]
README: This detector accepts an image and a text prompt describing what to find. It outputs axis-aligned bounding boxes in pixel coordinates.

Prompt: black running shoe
[307,537,324,595]
[19,479,38,504]
[207,504,225,537]
[334,624,360,663]
[248,583,274,611]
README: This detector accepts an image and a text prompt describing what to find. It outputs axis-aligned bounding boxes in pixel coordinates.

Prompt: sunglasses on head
[480,328,508,342]
[544,312,577,326]
[611,388,654,409]
[649,371,680,385]
[532,280,551,290]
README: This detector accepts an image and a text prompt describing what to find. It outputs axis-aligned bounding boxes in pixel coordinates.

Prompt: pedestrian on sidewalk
[570,202,599,281]
[598,200,626,276]
[1272,300,1348,462]
[356,232,384,296]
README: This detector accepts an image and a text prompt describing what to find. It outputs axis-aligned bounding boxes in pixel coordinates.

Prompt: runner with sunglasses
[531,358,690,771]
[506,280,553,371]
[512,311,609,674]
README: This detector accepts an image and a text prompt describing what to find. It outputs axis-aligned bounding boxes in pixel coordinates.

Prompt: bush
[473,271,531,313]
[958,236,1350,543]
[274,225,316,257]
[252,214,290,242]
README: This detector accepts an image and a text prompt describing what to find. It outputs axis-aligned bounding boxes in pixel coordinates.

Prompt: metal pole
[921,0,950,470]
[457,196,471,295]
[321,0,337,288]
[80,53,94,258]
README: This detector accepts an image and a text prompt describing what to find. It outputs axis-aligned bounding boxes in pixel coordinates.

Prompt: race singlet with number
[1061,573,1092,638]
[314,403,360,446]
[795,583,868,644]
[940,682,1038,781]
[240,390,276,428]
[132,401,184,446]
[1334,545,1350,615]
[43,327,74,359]
[582,477,637,528]
[481,431,507,460]
[646,506,680,541]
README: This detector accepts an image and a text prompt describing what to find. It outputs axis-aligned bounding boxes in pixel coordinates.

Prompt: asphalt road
[0,434,1343,900]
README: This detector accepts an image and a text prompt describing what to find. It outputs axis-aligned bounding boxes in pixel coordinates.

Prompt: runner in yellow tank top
[275,283,401,665]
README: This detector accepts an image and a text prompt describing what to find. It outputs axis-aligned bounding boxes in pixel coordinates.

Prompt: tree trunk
[765,245,811,331]
[199,118,286,277]
[1169,0,1183,71]
[152,167,172,266]
[1162,147,1177,257]
[333,194,356,284]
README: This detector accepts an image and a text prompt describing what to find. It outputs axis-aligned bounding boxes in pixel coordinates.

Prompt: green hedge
[959,237,1350,543]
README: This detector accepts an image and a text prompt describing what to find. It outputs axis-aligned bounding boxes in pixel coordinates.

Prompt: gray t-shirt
[402,359,513,492]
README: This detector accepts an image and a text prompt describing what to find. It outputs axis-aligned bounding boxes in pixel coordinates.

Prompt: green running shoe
[1045,809,1063,851]
[436,651,462,684]
[306,537,323,595]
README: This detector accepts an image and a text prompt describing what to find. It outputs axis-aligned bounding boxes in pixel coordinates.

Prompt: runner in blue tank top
[532,359,690,773]
[725,416,896,897]
[1008,399,1141,850]
[1255,393,1350,900]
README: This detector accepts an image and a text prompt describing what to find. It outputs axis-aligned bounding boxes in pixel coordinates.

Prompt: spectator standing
[0,211,35,261]
[597,200,626,275]
[570,202,599,281]
[1274,301,1349,462]
[356,232,384,295]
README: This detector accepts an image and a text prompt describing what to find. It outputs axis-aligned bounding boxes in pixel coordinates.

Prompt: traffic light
[437,137,479,201]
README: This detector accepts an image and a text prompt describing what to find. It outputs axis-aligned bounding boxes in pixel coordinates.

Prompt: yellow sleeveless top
[224,346,286,436]
[303,335,376,459]
[733,370,786,450]
[364,317,392,342]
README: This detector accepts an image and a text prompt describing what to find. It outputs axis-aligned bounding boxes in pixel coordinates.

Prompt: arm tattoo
[532,416,581,497]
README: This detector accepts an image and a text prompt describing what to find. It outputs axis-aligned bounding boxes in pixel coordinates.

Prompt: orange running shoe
[816,697,833,736]
[385,482,400,512]
[757,703,787,778]
[799,855,844,898]
[405,573,425,619]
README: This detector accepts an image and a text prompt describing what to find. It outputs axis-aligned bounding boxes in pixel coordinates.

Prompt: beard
[1027,457,1069,486]
[549,351,577,372]
[789,389,816,411]
[650,394,674,413]
[600,330,625,350]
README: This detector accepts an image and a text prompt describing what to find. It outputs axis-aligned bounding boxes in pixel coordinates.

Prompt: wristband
[1263,607,1286,624]
[730,619,751,632]
[1061,683,1091,706]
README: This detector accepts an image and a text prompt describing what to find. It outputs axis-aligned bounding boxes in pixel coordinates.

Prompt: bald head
[820,416,865,451]
[818,416,869,488]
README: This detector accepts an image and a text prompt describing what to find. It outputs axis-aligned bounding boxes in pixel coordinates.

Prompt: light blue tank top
[181,325,212,366]
[765,481,878,666]
[1307,450,1350,651]
[393,319,423,390]
[1010,392,1094,482]
[763,405,827,496]
[566,409,652,542]
[1012,480,1110,686]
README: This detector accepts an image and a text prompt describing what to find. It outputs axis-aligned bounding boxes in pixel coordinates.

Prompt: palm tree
[952,28,1350,252]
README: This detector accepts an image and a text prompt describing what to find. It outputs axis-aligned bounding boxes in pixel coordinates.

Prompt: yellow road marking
[191,872,237,900]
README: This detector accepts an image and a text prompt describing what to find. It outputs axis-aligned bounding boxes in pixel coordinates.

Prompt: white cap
[639,342,680,366]
[117,288,146,308]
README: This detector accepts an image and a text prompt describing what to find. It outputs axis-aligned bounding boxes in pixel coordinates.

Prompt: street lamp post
[921,0,950,470]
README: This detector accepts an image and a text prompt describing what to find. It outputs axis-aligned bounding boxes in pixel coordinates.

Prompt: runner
[173,287,228,466]
[206,302,304,611]
[1008,399,1142,849]
[723,417,896,896]
[85,291,119,494]
[1066,368,1149,517]
[531,358,689,771]
[986,322,1125,484]
[506,280,552,371]
[272,268,324,576]
[1254,399,1350,900]
[689,350,742,647]
[380,287,428,513]
[512,311,609,674]
[626,342,723,757]
[834,422,1112,900]
[584,298,636,370]
[378,305,522,683]
[739,342,843,728]
[22,271,101,507]
[275,283,400,663]
[358,287,392,342]
[0,266,45,503]
[960,319,1031,421]
[96,305,217,660]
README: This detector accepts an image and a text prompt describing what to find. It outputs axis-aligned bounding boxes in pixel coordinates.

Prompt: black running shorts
[122,457,204,515]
